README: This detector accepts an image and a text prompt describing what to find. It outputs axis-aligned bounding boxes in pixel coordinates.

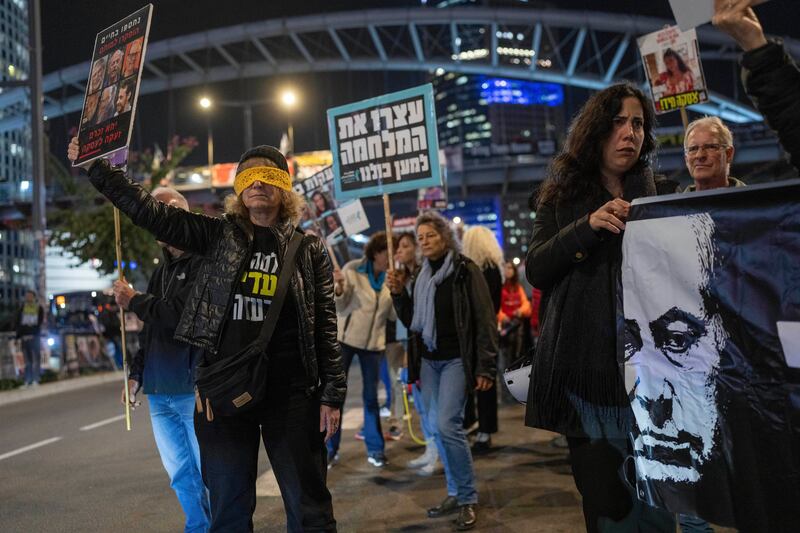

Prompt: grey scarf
[411,251,455,352]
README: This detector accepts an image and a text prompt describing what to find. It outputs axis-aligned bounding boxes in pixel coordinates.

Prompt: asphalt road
[0,374,590,532]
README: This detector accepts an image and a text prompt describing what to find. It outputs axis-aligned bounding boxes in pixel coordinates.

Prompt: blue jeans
[412,382,435,441]
[21,336,40,385]
[421,357,477,505]
[149,394,210,533]
[379,354,392,410]
[327,344,385,456]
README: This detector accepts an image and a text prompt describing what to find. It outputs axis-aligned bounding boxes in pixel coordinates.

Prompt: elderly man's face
[107,50,123,84]
[122,39,143,78]
[623,215,725,483]
[98,87,115,113]
[82,92,100,124]
[685,126,734,191]
[89,58,106,92]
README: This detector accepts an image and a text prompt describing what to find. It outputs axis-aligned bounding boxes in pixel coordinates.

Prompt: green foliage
[39,368,59,384]
[0,378,23,391]
[48,136,198,280]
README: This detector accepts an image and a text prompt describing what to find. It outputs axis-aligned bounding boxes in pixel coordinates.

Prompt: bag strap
[254,230,304,346]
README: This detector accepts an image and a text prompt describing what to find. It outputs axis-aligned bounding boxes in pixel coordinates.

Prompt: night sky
[41,0,798,166]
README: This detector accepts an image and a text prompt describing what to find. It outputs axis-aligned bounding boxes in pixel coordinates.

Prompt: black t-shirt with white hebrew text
[217,226,299,361]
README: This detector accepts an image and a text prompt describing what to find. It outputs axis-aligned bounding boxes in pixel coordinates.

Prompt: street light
[198,96,213,182]
[279,88,298,155]
[280,89,297,109]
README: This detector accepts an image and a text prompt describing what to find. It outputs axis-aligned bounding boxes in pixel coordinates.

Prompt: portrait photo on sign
[309,189,335,217]
[638,26,708,112]
[104,48,124,87]
[122,37,144,78]
[115,77,136,116]
[81,91,100,126]
[320,211,345,245]
[88,56,107,94]
[96,85,118,124]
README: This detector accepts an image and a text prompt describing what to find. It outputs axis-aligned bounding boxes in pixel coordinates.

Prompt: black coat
[741,39,800,170]
[524,169,659,437]
[88,160,346,408]
[128,250,204,395]
[392,253,498,388]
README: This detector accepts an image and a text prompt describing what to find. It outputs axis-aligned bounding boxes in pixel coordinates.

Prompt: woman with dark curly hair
[525,83,675,532]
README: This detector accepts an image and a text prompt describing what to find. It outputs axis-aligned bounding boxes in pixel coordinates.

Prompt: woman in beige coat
[329,231,396,468]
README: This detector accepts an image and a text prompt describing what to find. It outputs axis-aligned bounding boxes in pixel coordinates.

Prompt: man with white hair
[683,116,746,193]
[113,187,210,533]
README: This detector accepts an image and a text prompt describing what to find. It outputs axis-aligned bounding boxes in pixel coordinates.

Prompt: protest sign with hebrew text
[327,84,441,201]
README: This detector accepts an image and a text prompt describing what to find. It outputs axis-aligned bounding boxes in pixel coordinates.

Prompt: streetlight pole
[28,0,46,307]
[243,104,253,150]
[207,120,214,176]
[280,89,298,156]
[199,96,214,182]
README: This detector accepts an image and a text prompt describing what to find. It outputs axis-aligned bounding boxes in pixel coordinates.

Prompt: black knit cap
[237,145,289,173]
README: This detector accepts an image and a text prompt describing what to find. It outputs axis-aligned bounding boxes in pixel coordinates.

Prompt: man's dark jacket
[88,160,346,408]
[741,39,800,170]
[392,253,498,388]
[128,250,204,395]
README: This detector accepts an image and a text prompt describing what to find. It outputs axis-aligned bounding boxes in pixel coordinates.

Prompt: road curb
[0,371,124,408]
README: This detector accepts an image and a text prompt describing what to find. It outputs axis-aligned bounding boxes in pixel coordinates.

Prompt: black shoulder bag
[195,231,303,420]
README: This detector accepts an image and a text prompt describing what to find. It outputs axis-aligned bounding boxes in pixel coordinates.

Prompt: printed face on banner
[105,49,124,86]
[321,211,345,245]
[638,26,708,114]
[310,190,335,217]
[122,37,144,78]
[89,57,107,94]
[96,85,117,123]
[623,214,726,483]
[327,84,441,200]
[81,92,100,126]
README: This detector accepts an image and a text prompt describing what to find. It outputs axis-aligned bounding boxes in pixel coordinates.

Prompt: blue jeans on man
[21,336,40,385]
[149,393,210,533]
[326,344,385,459]
[421,357,477,505]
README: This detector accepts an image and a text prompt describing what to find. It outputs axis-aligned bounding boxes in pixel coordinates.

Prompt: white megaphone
[502,356,532,405]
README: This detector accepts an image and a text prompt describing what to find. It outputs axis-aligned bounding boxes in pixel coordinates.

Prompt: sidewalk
[0,371,124,408]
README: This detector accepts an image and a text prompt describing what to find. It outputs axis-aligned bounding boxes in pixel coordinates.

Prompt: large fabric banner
[326,84,441,201]
[618,181,800,530]
[75,5,153,167]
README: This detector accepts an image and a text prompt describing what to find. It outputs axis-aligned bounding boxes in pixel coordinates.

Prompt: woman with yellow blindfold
[68,139,346,532]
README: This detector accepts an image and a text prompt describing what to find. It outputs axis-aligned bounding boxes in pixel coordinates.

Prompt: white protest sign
[338,199,370,237]
[669,0,769,32]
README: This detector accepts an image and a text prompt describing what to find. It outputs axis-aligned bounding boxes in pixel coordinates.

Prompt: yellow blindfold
[234,166,292,196]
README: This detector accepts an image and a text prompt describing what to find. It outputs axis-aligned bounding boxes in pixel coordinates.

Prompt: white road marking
[0,436,63,462]
[80,414,127,431]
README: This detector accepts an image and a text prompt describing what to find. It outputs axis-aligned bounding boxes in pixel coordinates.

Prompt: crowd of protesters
[55,2,800,532]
